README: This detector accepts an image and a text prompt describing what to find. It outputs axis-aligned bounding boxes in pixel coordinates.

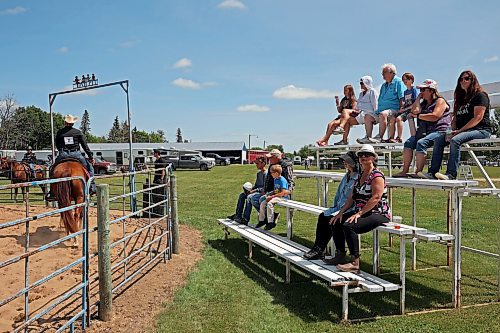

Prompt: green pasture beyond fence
[156,164,500,333]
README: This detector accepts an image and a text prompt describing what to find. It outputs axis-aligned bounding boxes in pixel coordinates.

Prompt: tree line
[0,95,166,150]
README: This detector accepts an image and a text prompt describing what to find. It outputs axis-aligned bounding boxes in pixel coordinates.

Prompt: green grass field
[153,165,500,333]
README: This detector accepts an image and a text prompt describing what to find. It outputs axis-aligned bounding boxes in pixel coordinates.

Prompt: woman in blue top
[303,151,359,260]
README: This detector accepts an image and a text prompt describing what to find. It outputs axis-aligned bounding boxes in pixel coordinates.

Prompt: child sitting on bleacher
[397,72,418,138]
[256,164,290,231]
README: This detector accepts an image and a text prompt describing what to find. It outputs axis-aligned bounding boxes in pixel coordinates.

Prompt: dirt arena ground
[0,205,203,332]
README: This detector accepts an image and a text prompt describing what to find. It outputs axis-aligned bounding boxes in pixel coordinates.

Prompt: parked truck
[165,154,215,171]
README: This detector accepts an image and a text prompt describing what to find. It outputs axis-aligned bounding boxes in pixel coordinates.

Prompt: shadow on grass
[209,237,452,322]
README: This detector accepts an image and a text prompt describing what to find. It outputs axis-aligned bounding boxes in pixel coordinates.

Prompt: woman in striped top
[330,144,391,272]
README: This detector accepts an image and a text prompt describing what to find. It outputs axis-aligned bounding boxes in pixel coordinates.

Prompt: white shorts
[355,112,365,125]
[379,109,400,118]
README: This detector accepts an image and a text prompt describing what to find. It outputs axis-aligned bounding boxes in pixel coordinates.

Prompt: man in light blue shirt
[364,63,405,143]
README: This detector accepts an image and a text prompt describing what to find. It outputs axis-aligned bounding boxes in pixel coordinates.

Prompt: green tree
[176,128,183,143]
[149,129,166,143]
[266,144,284,153]
[80,110,91,135]
[108,116,121,142]
[87,134,107,143]
[298,145,314,158]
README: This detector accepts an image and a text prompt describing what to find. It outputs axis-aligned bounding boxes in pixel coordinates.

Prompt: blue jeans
[243,192,263,222]
[404,131,442,154]
[56,150,95,191]
[235,192,248,219]
[430,129,491,177]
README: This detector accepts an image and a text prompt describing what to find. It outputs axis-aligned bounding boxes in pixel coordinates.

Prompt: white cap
[357,144,378,159]
[243,182,253,191]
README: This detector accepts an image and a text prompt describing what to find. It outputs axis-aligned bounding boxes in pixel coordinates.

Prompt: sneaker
[416,171,435,179]
[336,256,360,273]
[368,135,381,143]
[333,139,348,146]
[356,136,371,144]
[332,127,345,135]
[435,172,455,180]
[264,222,276,230]
[227,214,237,220]
[255,220,267,228]
[240,218,249,226]
[273,212,280,224]
[303,246,324,260]
[233,217,243,223]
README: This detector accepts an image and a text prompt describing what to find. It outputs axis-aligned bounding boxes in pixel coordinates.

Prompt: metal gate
[0,167,174,332]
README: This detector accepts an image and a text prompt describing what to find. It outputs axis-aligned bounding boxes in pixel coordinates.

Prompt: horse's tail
[56,180,79,234]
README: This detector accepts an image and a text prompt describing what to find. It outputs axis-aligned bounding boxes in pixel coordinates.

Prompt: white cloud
[173,58,192,69]
[202,81,217,87]
[217,0,246,10]
[273,85,335,100]
[0,6,27,15]
[236,104,270,113]
[172,78,201,90]
[120,39,141,48]
[57,46,69,53]
[484,55,499,63]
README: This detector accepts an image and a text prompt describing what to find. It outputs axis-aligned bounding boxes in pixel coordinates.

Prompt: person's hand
[89,158,95,165]
[266,196,273,202]
[330,214,342,225]
[450,130,460,137]
[346,212,362,224]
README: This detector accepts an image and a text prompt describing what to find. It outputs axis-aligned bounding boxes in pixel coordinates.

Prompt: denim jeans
[243,192,262,221]
[235,192,247,219]
[430,129,491,177]
[56,150,96,191]
[403,131,442,154]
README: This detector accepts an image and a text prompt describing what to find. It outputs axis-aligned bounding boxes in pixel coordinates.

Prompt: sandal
[394,137,402,143]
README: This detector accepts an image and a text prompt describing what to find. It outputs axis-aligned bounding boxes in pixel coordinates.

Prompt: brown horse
[50,161,89,246]
[0,158,48,203]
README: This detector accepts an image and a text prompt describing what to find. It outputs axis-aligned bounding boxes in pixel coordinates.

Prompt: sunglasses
[358,152,374,158]
[459,76,471,82]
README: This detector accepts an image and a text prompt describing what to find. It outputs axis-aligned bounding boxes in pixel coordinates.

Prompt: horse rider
[46,114,96,201]
[22,146,37,178]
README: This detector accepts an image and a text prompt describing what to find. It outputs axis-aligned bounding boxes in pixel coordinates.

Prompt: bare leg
[396,117,403,139]
[408,118,416,137]
[395,148,414,176]
[364,114,375,138]
[318,118,341,145]
[388,117,396,140]
[338,110,352,128]
[379,111,389,139]
[415,152,427,173]
[343,118,359,142]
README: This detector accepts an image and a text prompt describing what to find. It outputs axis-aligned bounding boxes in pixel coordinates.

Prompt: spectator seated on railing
[393,79,451,179]
[429,70,493,180]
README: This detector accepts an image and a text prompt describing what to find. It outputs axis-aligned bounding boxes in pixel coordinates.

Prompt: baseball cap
[417,79,438,90]
[265,149,282,158]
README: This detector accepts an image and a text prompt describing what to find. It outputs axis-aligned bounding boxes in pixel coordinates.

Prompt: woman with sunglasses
[429,71,492,180]
[303,151,360,261]
[330,144,391,272]
[393,79,451,178]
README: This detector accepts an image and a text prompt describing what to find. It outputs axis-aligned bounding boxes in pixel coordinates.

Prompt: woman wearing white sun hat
[330,144,391,273]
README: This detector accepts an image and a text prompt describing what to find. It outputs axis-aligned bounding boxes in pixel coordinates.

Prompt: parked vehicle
[165,154,215,171]
[93,156,117,174]
[293,156,302,165]
[205,153,230,166]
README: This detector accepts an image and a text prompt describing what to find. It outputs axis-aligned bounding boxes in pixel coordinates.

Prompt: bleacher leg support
[286,260,291,284]
[412,188,417,270]
[248,240,253,259]
[400,236,406,314]
[341,284,349,321]
[373,229,380,275]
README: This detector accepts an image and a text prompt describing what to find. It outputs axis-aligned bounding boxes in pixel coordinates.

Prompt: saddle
[49,157,91,179]
[20,162,45,179]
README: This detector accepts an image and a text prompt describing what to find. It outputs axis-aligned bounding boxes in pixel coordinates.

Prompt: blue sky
[1,0,499,151]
